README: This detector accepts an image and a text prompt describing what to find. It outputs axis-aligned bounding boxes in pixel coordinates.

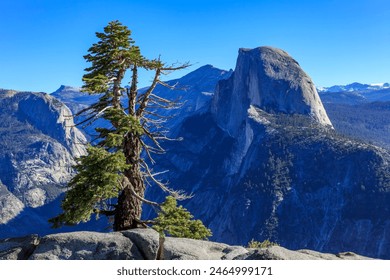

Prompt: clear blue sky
[0,0,389,93]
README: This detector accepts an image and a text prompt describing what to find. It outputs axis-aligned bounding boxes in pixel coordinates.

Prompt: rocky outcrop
[0,229,372,260]
[0,183,24,224]
[233,247,371,260]
[29,231,142,260]
[0,235,39,260]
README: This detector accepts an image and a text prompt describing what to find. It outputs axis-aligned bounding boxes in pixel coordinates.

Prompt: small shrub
[247,239,279,248]
[152,196,212,240]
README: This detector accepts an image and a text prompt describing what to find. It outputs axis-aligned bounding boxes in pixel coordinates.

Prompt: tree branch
[93,209,116,216]
[140,161,192,200]
[75,105,113,128]
[120,176,160,209]
[136,67,161,117]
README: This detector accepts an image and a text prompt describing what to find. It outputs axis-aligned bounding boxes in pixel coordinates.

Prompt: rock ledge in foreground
[0,229,373,260]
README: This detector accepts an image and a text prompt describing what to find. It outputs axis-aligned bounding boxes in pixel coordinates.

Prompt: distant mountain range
[318,83,390,105]
[1,47,390,259]
[318,82,390,94]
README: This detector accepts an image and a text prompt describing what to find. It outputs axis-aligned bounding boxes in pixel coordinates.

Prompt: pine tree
[50,20,210,237]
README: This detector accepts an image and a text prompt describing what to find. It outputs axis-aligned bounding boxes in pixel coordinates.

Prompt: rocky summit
[0,228,372,260]
[212,47,332,137]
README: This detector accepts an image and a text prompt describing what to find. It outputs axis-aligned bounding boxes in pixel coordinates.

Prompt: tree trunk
[112,67,125,109]
[113,176,144,231]
[113,133,144,231]
[156,236,165,260]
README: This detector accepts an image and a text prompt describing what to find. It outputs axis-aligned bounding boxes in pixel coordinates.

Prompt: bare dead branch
[136,67,161,117]
[149,93,176,103]
[140,162,192,200]
[139,141,157,164]
[142,127,166,152]
[74,105,113,128]
[120,177,160,208]
[160,62,191,73]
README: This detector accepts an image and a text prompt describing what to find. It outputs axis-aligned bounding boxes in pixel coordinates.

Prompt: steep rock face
[154,111,390,258]
[0,183,24,224]
[146,47,390,259]
[17,92,86,157]
[212,47,332,137]
[0,90,86,227]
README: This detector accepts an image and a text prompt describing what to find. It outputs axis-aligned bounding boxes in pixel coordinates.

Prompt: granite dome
[212,46,332,136]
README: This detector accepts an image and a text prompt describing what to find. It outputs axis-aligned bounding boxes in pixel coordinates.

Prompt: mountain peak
[239,46,295,60]
[175,65,232,87]
[212,46,333,135]
[52,85,83,95]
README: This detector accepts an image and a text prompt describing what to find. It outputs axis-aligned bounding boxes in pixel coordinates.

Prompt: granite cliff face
[0,90,86,231]
[146,47,390,259]
[0,183,24,224]
[212,47,332,137]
